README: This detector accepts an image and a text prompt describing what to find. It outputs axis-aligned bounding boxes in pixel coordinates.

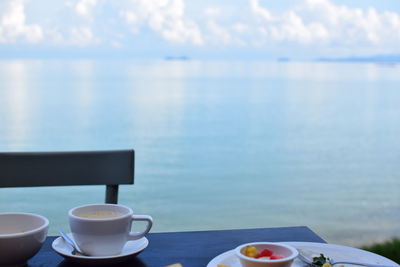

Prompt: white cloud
[0,0,43,43]
[261,10,330,44]
[204,8,221,17]
[68,26,100,46]
[292,0,400,46]
[75,0,400,53]
[250,0,273,21]
[75,0,98,18]
[232,23,249,34]
[48,0,101,46]
[0,0,399,56]
[0,0,100,46]
[119,0,204,45]
[245,0,400,48]
[120,11,139,33]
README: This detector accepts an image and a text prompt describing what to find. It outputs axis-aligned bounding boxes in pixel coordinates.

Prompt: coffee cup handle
[128,215,153,240]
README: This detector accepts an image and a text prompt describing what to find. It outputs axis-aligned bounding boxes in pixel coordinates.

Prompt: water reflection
[1,61,35,150]
[72,60,95,129]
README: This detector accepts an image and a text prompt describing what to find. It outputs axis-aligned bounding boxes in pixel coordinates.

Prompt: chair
[0,149,134,204]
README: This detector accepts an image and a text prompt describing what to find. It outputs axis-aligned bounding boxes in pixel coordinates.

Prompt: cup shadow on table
[56,257,148,267]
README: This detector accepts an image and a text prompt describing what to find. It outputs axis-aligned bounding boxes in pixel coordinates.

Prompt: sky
[0,0,400,60]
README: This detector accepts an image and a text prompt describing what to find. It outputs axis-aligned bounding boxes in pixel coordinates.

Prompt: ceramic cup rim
[235,242,299,263]
[0,212,49,239]
[68,203,133,221]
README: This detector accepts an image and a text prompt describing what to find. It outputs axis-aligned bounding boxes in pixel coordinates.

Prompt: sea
[0,59,399,247]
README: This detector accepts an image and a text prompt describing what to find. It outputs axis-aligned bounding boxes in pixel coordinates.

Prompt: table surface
[29,226,326,267]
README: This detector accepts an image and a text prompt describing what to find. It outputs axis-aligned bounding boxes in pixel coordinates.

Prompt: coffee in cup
[68,204,153,256]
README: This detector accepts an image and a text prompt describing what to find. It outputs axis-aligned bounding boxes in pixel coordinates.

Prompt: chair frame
[0,149,134,204]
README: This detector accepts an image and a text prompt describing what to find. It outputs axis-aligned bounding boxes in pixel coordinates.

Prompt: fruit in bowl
[235,242,298,267]
[0,212,49,267]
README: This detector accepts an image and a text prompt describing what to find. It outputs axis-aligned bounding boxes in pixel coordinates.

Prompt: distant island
[316,54,400,63]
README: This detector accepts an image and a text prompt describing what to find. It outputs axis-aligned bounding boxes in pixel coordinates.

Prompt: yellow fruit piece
[244,246,259,258]
[248,252,258,257]
[322,263,332,267]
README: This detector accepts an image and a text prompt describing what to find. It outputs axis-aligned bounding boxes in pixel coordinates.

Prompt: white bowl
[0,213,49,267]
[235,242,299,267]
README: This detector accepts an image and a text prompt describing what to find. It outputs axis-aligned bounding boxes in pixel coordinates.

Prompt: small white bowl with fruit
[235,242,298,267]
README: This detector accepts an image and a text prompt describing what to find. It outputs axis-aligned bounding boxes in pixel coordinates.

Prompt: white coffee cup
[68,203,153,256]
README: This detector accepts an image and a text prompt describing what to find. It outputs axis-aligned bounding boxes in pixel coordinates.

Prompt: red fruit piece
[270,254,285,259]
[256,249,273,258]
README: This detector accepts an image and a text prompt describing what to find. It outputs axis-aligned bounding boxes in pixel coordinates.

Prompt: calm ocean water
[0,60,399,246]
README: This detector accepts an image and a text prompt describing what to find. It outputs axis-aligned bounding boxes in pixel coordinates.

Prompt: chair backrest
[0,149,134,204]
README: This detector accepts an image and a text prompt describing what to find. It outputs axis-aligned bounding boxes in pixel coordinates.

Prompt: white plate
[207,242,399,267]
[52,233,148,265]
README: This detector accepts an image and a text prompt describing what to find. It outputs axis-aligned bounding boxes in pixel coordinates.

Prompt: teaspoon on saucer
[59,231,88,256]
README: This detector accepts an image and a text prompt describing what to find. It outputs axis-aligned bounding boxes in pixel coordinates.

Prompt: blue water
[0,60,399,246]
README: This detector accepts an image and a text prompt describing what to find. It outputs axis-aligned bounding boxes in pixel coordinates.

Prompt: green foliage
[361,238,400,264]
[313,254,329,266]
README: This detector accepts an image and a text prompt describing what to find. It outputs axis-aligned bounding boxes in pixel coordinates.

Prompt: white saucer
[52,233,148,265]
[207,242,399,267]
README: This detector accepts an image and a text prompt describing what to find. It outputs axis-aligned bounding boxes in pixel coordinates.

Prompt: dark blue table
[29,226,326,267]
